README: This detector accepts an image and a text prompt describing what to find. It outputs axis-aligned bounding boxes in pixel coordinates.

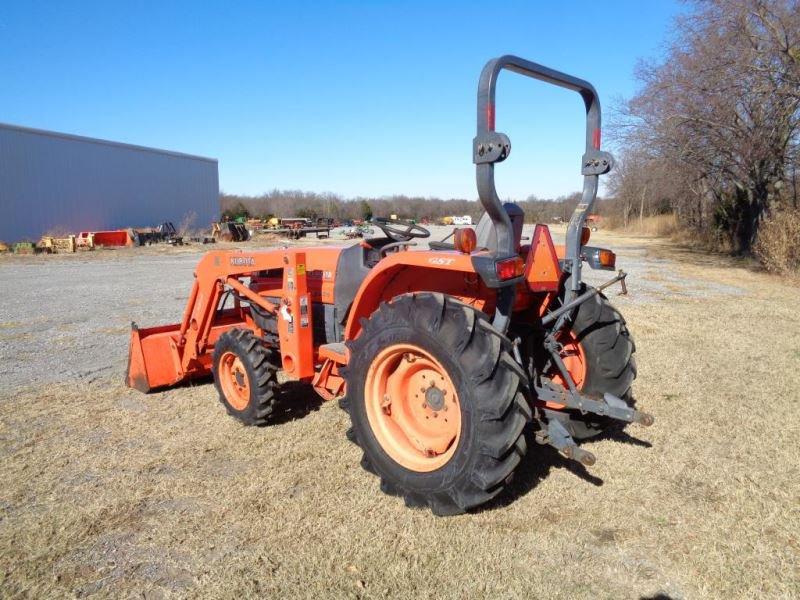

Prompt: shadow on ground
[188,375,654,512]
[483,422,654,513]
[267,381,324,425]
[178,377,324,426]
[244,382,656,513]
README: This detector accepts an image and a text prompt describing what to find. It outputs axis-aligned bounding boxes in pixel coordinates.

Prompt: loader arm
[127,249,322,392]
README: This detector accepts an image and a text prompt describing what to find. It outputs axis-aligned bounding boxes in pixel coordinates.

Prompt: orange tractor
[126,56,652,515]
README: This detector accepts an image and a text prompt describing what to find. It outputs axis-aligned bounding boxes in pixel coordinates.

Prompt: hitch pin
[618,270,628,296]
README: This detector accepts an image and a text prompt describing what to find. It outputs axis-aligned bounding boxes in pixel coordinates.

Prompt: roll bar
[473,55,613,292]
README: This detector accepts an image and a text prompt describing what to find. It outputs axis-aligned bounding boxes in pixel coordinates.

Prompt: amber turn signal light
[598,249,616,268]
[453,227,477,254]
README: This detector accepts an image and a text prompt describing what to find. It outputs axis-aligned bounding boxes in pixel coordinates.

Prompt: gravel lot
[0,224,740,392]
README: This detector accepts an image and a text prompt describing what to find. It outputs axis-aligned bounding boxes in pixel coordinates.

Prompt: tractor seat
[430,203,524,253]
[475,202,525,253]
[333,238,394,330]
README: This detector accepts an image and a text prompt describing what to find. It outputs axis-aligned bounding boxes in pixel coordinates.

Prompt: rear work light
[598,249,616,268]
[583,247,617,270]
[453,228,477,254]
[495,256,525,281]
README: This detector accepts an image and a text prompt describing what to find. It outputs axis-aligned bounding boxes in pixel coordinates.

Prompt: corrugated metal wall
[0,123,219,242]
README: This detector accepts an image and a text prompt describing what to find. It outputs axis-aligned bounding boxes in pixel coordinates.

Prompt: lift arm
[126,249,315,392]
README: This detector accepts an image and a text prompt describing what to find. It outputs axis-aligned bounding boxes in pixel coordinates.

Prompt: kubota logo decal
[428,257,455,266]
[230,256,255,266]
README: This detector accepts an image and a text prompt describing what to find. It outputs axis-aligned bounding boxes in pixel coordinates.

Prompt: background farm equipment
[276,224,331,239]
[12,242,36,254]
[77,229,134,248]
[341,224,374,239]
[190,235,217,244]
[36,235,77,253]
[267,217,332,240]
[212,221,251,242]
[126,56,651,515]
[135,222,184,246]
[586,214,602,231]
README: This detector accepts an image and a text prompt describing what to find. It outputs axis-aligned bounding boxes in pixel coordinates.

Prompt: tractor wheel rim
[219,351,250,410]
[365,343,461,472]
[553,331,587,389]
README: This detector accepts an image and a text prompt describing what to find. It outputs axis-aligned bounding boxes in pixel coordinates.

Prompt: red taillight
[496,257,525,281]
[593,128,601,149]
[581,226,591,245]
[453,228,477,254]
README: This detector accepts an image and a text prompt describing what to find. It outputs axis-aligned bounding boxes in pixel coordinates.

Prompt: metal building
[0,122,219,243]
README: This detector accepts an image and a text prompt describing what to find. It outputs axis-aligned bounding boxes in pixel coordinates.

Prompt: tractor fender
[344,250,491,340]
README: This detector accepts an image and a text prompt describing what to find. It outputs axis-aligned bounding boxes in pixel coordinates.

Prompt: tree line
[607,0,799,263]
[221,0,798,273]
[220,190,605,224]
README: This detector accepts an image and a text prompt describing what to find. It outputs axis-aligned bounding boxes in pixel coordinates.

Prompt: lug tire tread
[343,293,531,515]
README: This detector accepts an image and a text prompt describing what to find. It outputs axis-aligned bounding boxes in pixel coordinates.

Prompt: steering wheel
[371,217,430,242]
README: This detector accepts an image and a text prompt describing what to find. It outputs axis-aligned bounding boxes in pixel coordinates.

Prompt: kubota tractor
[126,56,652,515]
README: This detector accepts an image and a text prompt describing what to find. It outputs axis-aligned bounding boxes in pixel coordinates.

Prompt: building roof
[0,121,218,164]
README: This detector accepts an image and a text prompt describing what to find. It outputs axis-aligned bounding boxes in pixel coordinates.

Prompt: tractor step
[318,342,348,364]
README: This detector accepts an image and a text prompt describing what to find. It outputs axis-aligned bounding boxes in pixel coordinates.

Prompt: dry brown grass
[755,209,800,276]
[608,214,680,237]
[2,235,800,598]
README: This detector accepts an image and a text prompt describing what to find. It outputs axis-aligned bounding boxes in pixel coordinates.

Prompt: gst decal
[427,257,456,266]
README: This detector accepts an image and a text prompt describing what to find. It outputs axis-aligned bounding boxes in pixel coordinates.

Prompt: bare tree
[612,0,800,254]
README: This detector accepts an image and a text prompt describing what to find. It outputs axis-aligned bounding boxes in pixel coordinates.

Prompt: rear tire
[562,286,636,439]
[343,293,531,516]
[212,329,278,426]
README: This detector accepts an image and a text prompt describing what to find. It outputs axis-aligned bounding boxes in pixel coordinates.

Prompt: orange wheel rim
[552,331,587,389]
[219,351,250,410]
[365,343,461,472]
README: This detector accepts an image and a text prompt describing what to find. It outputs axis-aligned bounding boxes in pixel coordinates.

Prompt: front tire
[212,329,278,425]
[343,293,531,516]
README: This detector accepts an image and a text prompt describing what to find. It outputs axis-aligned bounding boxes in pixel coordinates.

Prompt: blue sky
[0,1,682,200]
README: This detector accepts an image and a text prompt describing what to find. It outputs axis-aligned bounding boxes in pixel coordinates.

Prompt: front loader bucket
[126,322,190,392]
[126,316,240,392]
